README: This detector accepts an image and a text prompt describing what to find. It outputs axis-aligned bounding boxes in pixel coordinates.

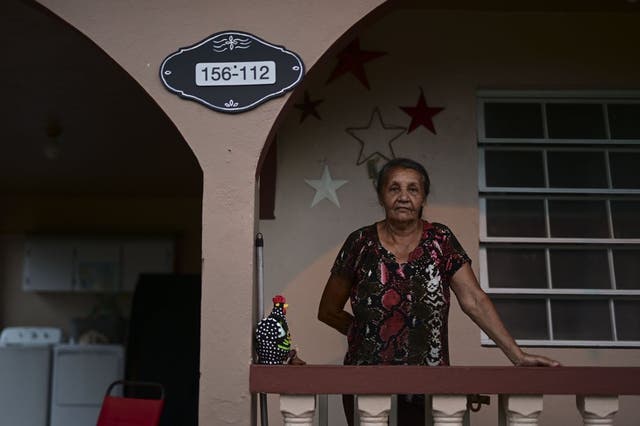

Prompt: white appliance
[49,344,124,426]
[0,327,62,426]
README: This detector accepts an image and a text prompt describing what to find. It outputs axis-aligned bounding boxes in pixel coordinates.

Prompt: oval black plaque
[160,31,305,113]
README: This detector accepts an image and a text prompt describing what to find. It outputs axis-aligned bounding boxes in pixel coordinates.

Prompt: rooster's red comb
[272,295,286,304]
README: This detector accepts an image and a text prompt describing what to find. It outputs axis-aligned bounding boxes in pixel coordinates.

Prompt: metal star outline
[346,108,407,166]
[326,39,387,90]
[304,165,348,208]
[294,91,324,123]
[399,88,445,134]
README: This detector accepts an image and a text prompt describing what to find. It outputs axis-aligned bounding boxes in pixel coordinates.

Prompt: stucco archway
[27,1,388,425]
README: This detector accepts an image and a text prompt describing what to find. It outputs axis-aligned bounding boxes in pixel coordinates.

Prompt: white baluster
[500,395,543,426]
[358,395,392,426]
[576,395,619,426]
[280,394,316,426]
[431,395,467,426]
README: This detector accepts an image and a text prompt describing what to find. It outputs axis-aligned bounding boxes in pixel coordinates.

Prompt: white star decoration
[346,108,407,165]
[305,165,348,208]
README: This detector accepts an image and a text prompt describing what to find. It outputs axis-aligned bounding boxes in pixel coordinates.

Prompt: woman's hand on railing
[514,352,561,367]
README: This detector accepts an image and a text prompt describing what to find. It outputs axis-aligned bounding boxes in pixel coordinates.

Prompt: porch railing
[250,365,640,425]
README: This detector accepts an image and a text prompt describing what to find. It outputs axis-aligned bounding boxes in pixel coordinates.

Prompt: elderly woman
[318,158,559,425]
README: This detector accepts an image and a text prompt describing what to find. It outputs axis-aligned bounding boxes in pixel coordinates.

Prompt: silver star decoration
[305,165,348,208]
[346,108,407,165]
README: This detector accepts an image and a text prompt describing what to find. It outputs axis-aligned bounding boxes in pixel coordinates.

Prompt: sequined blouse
[331,221,470,366]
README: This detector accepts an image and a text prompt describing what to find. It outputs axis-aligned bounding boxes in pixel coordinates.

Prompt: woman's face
[379,167,426,223]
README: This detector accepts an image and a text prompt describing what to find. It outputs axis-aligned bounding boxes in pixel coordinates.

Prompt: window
[478,91,640,347]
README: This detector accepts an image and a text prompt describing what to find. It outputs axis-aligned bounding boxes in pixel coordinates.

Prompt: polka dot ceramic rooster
[255,295,305,365]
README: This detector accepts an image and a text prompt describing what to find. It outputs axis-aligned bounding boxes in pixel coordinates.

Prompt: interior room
[0,1,202,425]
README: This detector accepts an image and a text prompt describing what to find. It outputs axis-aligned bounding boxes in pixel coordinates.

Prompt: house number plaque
[160,31,305,113]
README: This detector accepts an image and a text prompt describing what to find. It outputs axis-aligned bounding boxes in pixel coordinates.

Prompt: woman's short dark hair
[375,158,430,198]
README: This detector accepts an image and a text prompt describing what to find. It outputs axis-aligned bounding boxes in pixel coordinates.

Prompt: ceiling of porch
[0,0,203,197]
[400,0,640,12]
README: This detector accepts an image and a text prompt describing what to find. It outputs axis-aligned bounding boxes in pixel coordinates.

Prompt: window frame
[477,90,640,348]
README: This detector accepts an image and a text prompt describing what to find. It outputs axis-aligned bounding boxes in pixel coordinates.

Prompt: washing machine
[0,327,62,426]
[49,343,124,426]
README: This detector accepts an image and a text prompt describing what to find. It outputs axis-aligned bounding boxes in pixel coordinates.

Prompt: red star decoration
[294,91,324,123]
[399,89,445,134]
[326,39,387,90]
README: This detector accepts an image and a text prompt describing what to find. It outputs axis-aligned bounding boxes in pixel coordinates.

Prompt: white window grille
[477,90,640,347]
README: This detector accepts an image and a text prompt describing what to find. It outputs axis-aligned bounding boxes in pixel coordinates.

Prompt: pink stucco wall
[260,8,640,426]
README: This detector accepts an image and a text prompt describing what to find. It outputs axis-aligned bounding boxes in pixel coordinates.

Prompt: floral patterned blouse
[331,221,470,366]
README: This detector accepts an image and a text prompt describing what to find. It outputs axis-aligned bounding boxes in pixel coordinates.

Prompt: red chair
[96,380,165,426]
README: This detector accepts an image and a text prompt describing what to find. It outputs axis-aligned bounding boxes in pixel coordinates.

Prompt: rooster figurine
[255,295,305,365]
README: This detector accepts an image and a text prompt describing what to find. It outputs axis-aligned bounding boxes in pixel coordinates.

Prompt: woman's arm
[318,273,354,335]
[450,263,560,367]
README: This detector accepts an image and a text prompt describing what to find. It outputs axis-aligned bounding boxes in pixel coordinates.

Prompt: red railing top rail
[250,365,640,396]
